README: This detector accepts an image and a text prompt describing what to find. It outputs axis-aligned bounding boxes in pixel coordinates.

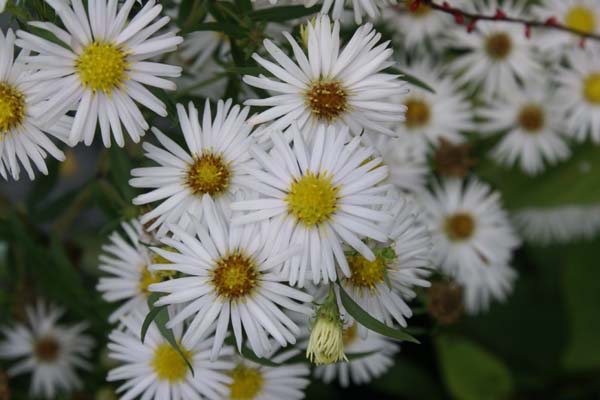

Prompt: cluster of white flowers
[2,0,600,398]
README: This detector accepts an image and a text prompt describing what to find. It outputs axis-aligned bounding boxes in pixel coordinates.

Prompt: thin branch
[414,0,600,42]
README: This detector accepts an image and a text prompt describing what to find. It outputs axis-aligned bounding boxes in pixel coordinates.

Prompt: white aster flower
[97,218,177,323]
[477,84,571,175]
[446,0,542,99]
[340,195,431,334]
[243,15,406,138]
[0,0,7,14]
[0,301,94,399]
[149,196,313,359]
[107,309,234,400]
[532,0,600,56]
[421,179,520,314]
[15,0,183,147]
[130,100,255,236]
[513,204,600,244]
[556,46,600,143]
[231,125,393,286]
[314,323,399,387]
[225,350,310,400]
[368,134,428,193]
[391,59,473,153]
[0,29,70,180]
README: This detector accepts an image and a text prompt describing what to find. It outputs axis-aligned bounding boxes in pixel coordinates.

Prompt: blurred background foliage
[1,0,600,399]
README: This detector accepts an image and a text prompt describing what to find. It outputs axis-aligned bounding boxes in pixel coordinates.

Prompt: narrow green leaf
[248,4,320,21]
[190,22,249,38]
[240,345,281,367]
[388,67,435,93]
[143,293,195,376]
[338,285,419,343]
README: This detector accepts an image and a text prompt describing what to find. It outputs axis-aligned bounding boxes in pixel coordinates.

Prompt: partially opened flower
[478,84,571,175]
[149,196,313,359]
[314,323,399,387]
[130,100,255,236]
[0,29,71,180]
[107,309,234,400]
[421,179,520,313]
[231,125,393,286]
[243,15,406,138]
[0,301,94,399]
[16,0,183,147]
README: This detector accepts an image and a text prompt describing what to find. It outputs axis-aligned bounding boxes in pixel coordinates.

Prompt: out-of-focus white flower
[478,84,571,175]
[0,301,94,399]
[421,179,521,314]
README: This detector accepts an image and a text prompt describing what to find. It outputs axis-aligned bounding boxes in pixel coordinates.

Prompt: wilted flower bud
[306,289,347,365]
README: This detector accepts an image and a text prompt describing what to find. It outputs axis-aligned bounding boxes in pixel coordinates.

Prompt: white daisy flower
[97,218,178,323]
[130,100,255,236]
[340,195,431,333]
[225,349,310,400]
[383,0,458,52]
[477,84,571,175]
[149,196,313,359]
[15,0,183,147]
[368,134,428,193]
[314,323,399,387]
[532,0,600,55]
[392,59,473,153]
[513,204,600,244]
[231,125,393,287]
[107,309,235,400]
[243,15,406,138]
[0,29,71,180]
[446,0,543,99]
[556,46,600,143]
[0,301,94,400]
[421,179,520,314]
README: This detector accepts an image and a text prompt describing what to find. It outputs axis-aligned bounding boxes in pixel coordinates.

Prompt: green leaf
[188,22,249,38]
[373,359,445,399]
[338,285,419,343]
[436,335,513,400]
[562,238,600,371]
[388,67,435,93]
[143,293,195,376]
[477,143,600,210]
[178,0,207,32]
[248,4,321,22]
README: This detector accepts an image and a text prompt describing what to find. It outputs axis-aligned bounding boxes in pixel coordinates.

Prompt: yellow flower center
[583,73,600,104]
[342,323,358,347]
[151,343,192,383]
[347,254,386,292]
[485,32,512,60]
[34,336,60,362]
[76,41,128,94]
[139,250,178,295]
[517,103,545,133]
[404,98,431,129]
[408,3,431,17]
[565,6,596,34]
[286,172,339,227]
[305,80,349,123]
[228,364,264,400]
[444,212,476,241]
[186,152,231,197]
[0,82,26,134]
[211,252,259,300]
